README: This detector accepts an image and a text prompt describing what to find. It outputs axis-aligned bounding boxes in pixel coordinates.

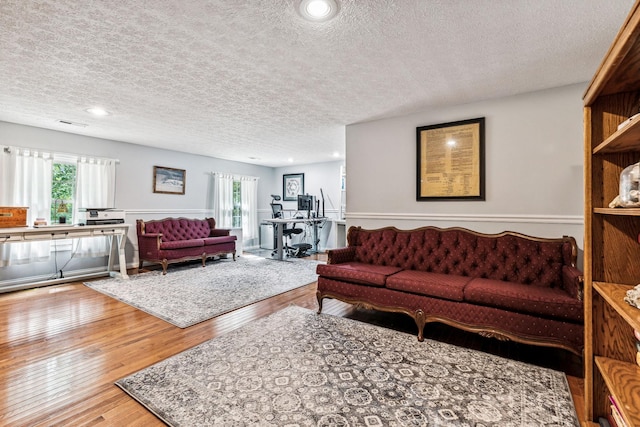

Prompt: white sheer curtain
[73,157,116,257]
[212,173,234,228]
[0,147,52,266]
[240,176,258,241]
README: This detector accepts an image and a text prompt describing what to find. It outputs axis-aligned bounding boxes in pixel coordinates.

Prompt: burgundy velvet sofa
[136,217,236,274]
[316,226,584,355]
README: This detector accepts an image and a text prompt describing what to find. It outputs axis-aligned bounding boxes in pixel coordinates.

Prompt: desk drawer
[93,228,124,236]
[0,233,24,243]
[23,230,91,240]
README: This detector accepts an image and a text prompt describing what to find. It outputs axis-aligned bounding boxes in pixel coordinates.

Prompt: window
[51,162,76,224]
[232,180,242,228]
[212,173,258,244]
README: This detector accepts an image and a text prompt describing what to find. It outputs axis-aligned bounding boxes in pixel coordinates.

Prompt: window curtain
[240,176,258,241]
[73,157,116,257]
[0,147,52,266]
[212,173,234,228]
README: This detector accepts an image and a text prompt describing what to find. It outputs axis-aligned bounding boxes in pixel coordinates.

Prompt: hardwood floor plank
[0,253,585,426]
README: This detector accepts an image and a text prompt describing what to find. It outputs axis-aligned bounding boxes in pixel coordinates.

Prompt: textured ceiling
[0,0,634,167]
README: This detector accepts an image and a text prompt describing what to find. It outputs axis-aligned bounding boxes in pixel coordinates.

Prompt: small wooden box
[0,207,28,228]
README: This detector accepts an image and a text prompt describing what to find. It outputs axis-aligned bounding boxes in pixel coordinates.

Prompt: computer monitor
[297,194,315,213]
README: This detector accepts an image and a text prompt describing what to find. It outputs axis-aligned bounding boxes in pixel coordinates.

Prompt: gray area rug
[116,306,579,426]
[85,255,322,328]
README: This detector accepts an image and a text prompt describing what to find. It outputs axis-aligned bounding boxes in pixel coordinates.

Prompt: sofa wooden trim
[316,289,581,355]
[316,290,427,340]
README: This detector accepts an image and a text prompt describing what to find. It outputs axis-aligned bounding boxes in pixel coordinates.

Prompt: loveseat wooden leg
[161,260,168,275]
[316,292,324,314]
[414,309,426,342]
[201,253,207,268]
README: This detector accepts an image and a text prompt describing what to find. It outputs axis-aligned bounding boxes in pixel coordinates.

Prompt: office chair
[270,200,303,257]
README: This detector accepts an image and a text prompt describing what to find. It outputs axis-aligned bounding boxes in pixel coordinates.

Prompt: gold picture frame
[153,166,186,195]
[416,117,485,201]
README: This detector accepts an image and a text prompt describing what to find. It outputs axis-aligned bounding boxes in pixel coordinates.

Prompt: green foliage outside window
[232,181,242,228]
[51,163,76,223]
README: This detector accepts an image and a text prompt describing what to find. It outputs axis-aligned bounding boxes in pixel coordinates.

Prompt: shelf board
[593,207,640,216]
[595,356,640,427]
[594,282,640,332]
[594,117,640,154]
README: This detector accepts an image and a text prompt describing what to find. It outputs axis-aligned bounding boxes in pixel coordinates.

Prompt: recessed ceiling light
[86,107,110,116]
[298,0,339,22]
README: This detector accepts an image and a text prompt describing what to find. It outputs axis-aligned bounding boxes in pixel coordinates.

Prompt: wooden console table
[0,223,130,279]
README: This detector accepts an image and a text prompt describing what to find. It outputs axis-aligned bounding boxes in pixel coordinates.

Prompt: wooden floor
[0,254,586,426]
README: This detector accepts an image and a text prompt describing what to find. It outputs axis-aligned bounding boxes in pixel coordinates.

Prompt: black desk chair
[270,202,303,257]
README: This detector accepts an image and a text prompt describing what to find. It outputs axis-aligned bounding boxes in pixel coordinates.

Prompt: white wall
[345,83,585,249]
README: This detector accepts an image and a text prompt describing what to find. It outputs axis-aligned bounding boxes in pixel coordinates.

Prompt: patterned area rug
[116,306,579,426]
[85,255,322,328]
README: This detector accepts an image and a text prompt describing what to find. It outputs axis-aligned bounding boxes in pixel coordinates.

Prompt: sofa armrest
[327,246,356,264]
[210,228,231,237]
[562,265,584,301]
[138,233,163,258]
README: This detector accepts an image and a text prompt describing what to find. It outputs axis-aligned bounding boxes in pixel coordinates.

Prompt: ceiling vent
[57,119,88,127]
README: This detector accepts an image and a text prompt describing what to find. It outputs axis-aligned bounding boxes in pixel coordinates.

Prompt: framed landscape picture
[416,117,485,201]
[283,173,304,201]
[153,166,186,195]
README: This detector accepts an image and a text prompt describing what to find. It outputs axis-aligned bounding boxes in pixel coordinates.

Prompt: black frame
[416,117,485,201]
[283,173,304,201]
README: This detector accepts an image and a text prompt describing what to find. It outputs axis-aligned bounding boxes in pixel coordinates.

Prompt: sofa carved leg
[415,309,426,342]
[316,292,324,314]
[201,253,207,268]
[232,252,236,261]
[161,260,168,275]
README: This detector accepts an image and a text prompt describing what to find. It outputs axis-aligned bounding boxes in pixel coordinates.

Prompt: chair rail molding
[126,208,214,216]
[346,212,583,225]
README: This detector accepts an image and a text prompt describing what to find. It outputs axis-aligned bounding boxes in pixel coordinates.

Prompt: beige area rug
[85,255,323,328]
[116,306,579,426]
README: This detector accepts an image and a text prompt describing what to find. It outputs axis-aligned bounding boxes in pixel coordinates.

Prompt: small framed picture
[153,166,186,195]
[283,173,304,201]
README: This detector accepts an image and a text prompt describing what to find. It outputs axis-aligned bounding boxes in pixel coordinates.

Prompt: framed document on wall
[283,173,304,201]
[416,117,485,201]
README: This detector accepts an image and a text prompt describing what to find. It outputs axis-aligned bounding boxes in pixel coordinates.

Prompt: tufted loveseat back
[346,226,577,288]
[138,217,214,241]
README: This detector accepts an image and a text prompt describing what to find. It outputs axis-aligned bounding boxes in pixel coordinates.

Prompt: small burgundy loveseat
[316,226,584,354]
[136,217,236,274]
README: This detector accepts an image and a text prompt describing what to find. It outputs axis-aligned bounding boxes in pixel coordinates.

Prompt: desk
[0,223,130,279]
[262,217,325,260]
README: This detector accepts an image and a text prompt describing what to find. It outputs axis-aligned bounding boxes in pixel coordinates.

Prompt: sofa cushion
[386,270,472,302]
[316,262,403,287]
[203,235,236,245]
[159,239,205,250]
[463,278,583,322]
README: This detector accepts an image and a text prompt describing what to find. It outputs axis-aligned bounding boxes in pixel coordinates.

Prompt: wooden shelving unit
[584,1,640,425]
